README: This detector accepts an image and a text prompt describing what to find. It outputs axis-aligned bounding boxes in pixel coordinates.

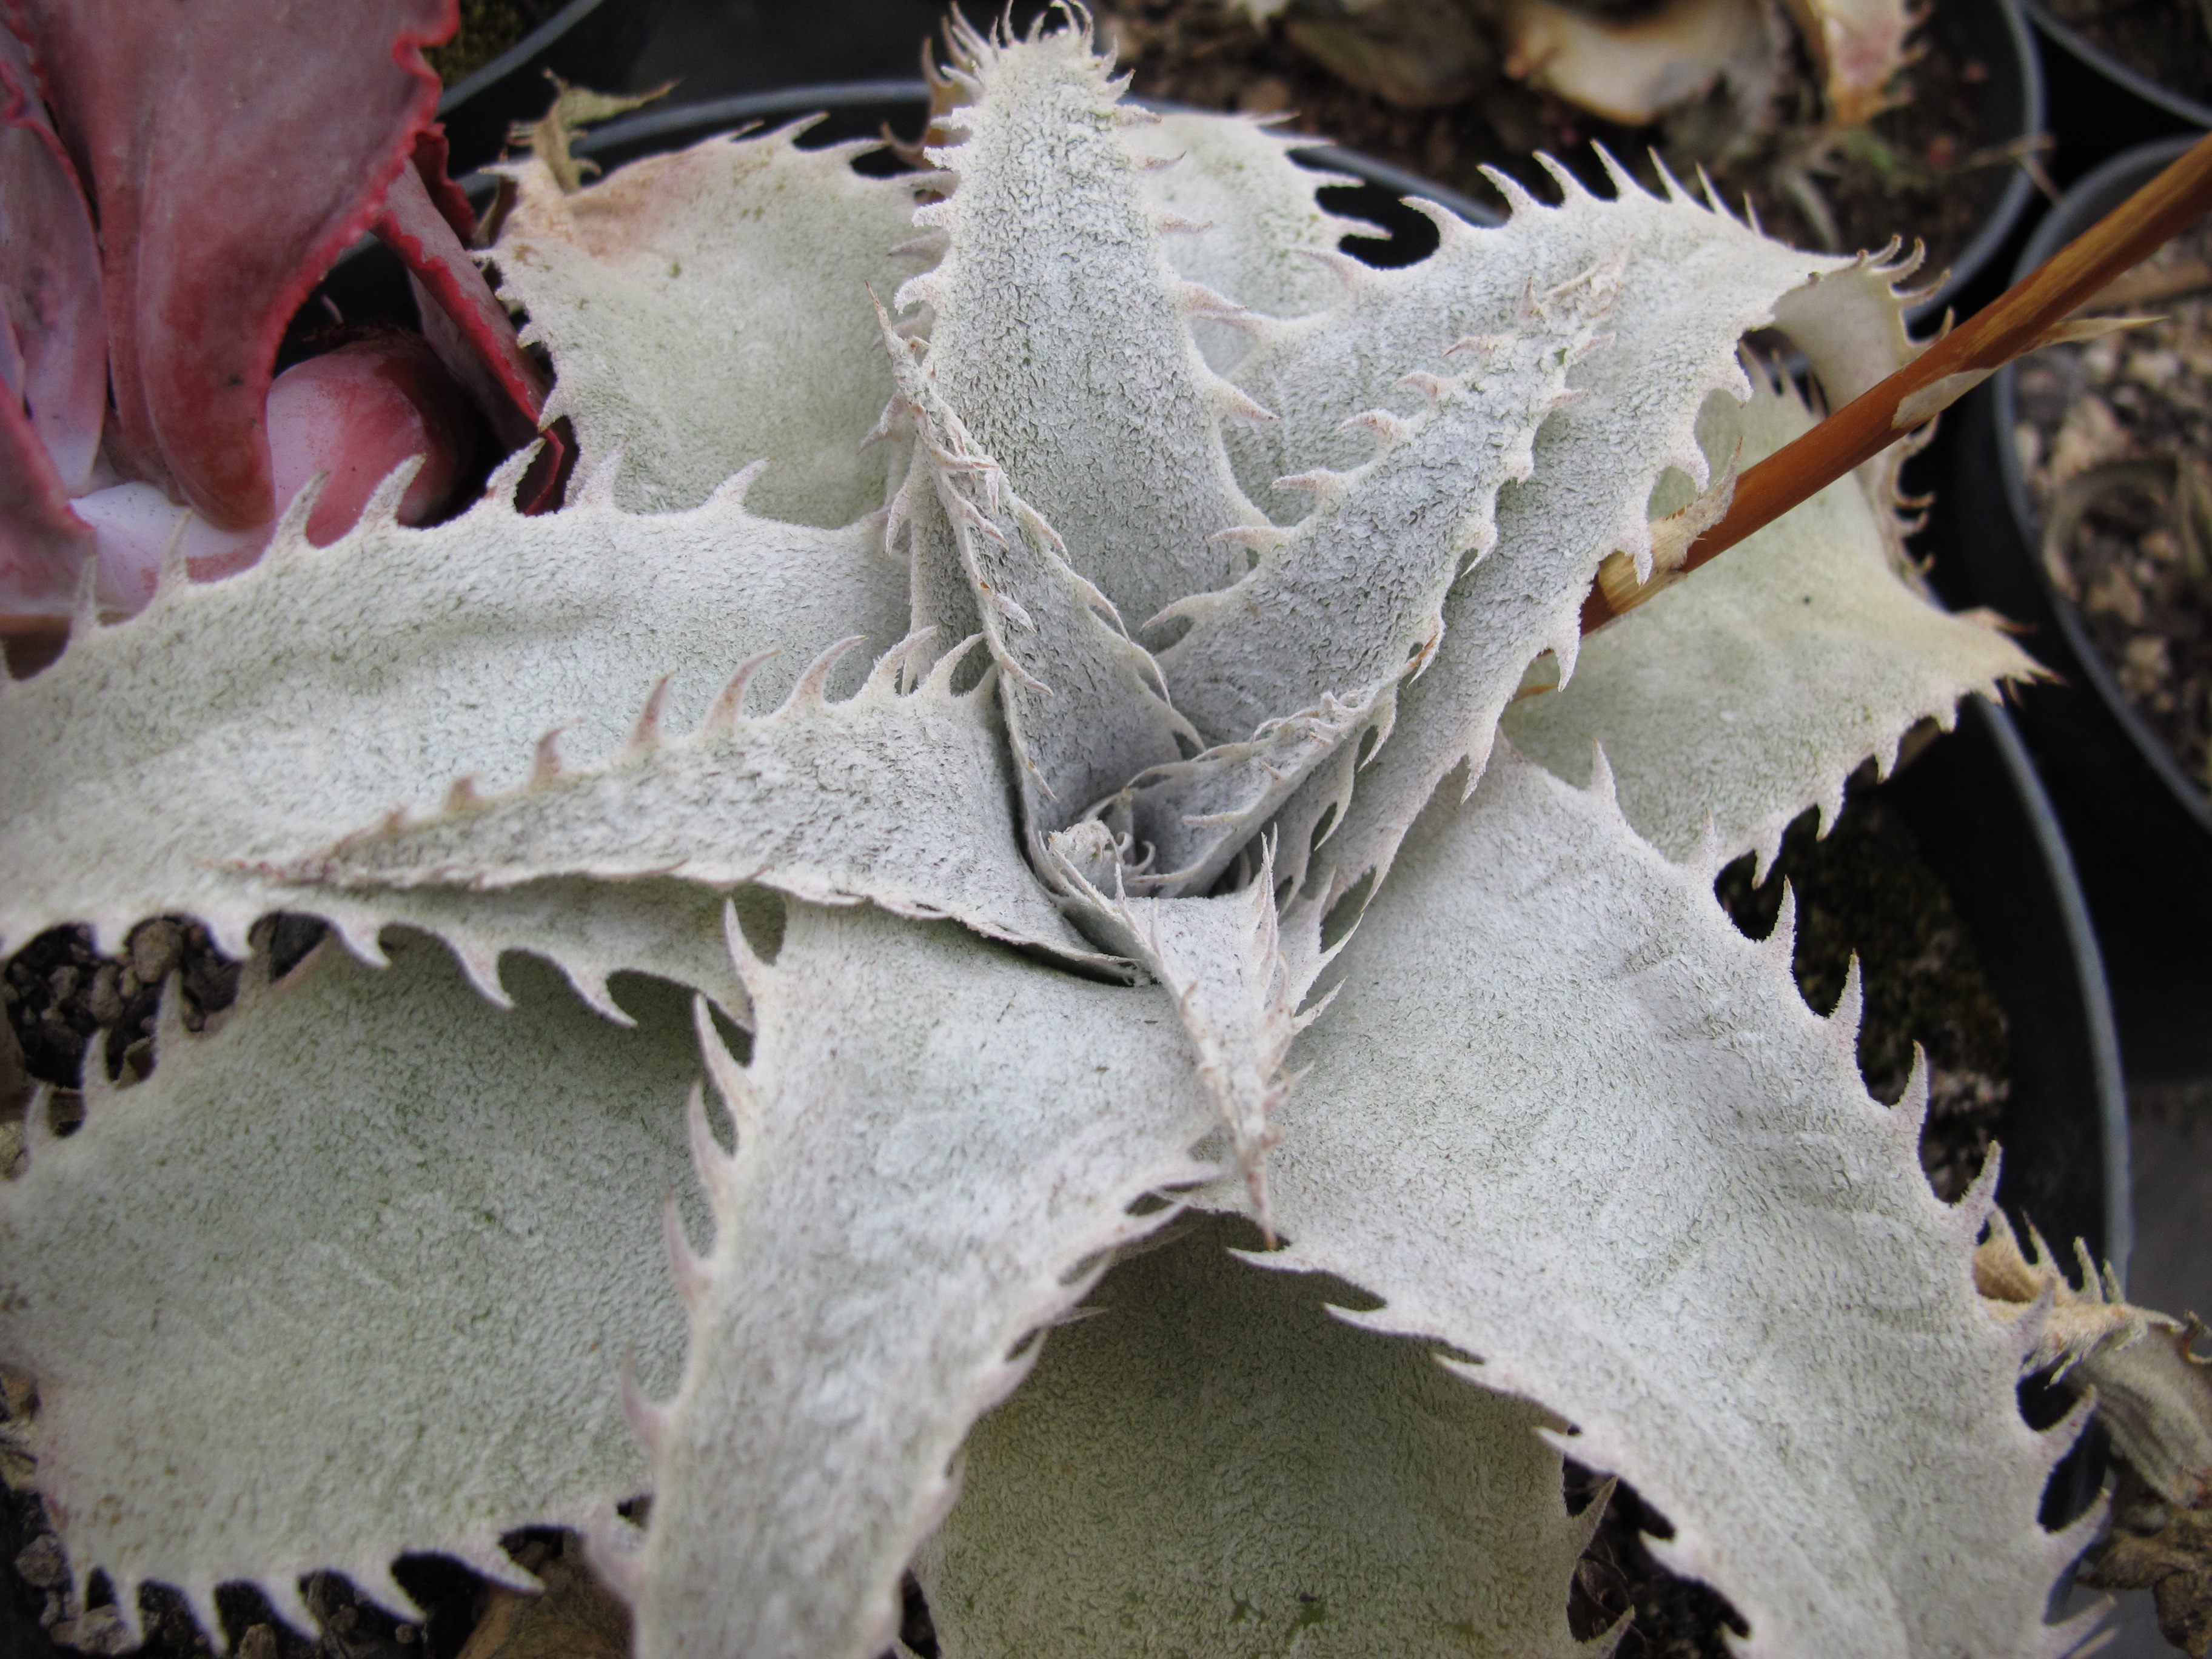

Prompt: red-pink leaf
[7,0,456,529]
[0,13,102,497]
[376,160,549,448]
[0,384,90,628]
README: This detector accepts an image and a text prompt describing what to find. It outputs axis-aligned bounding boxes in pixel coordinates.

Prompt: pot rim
[1991,133,2212,835]
[2020,0,2212,131]
[449,0,2042,320]
[434,0,614,118]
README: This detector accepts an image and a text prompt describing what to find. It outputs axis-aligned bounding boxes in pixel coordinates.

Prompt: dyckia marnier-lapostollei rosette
[0,10,2117,1658]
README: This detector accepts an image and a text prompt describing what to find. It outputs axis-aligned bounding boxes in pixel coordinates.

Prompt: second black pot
[1939,135,2212,925]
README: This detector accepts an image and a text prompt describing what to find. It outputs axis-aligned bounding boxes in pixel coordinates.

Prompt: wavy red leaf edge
[6,0,460,530]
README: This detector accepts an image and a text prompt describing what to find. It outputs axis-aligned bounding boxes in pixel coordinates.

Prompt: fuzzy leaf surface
[0,469,920,1010]
[882,336,1194,844]
[1227,167,1844,900]
[903,21,1264,634]
[1226,745,2094,1659]
[276,632,1105,967]
[919,1218,1595,1659]
[0,933,702,1637]
[616,900,1216,1659]
[492,129,927,526]
[1136,112,1353,367]
[1501,370,2036,871]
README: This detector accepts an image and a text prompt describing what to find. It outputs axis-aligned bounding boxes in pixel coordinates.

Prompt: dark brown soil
[1715,781,2013,1204]
[2039,0,2212,113]
[2014,226,2212,796]
[1101,0,2006,275]
[426,0,569,89]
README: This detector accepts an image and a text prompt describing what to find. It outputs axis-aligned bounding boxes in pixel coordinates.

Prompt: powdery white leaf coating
[1501,367,2036,873]
[1247,161,1853,902]
[880,327,1195,842]
[900,18,1267,635]
[0,465,907,1014]
[1119,684,1380,890]
[1133,112,1358,369]
[1220,745,2100,1659]
[1050,842,1336,1210]
[611,899,1218,1659]
[0,933,705,1640]
[492,128,930,526]
[917,1218,1602,1659]
[272,631,1110,968]
[1156,264,1610,748]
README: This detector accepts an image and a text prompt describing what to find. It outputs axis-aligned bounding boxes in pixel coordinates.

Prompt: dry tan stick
[1581,130,2212,634]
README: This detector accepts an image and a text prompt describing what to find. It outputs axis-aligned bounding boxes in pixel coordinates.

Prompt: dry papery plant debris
[3,2,2212,1658]
[1109,0,2029,270]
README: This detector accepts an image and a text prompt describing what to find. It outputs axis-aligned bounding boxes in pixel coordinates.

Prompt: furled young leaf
[1227,159,1847,901]
[0,459,923,1012]
[0,931,703,1639]
[1218,745,2097,1658]
[491,126,929,526]
[877,319,1196,845]
[900,21,1268,636]
[606,899,1216,1659]
[917,1218,1600,1659]
[1501,364,2037,871]
[1046,843,1334,1208]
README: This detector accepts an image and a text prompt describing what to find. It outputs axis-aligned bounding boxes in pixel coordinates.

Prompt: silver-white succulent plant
[7,13,2133,1658]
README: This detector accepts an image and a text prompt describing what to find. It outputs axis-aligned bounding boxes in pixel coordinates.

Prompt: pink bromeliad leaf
[7,0,457,531]
[0,12,96,622]
[376,155,551,448]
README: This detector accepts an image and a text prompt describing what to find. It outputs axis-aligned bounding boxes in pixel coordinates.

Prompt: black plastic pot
[1908,0,2047,322]
[434,0,682,175]
[1888,697,2129,1525]
[434,0,2040,312]
[1940,136,2212,928]
[2023,0,2212,133]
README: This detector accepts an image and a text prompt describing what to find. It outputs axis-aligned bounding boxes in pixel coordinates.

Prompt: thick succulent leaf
[1501,367,2036,872]
[1215,745,2098,1659]
[0,18,101,496]
[1119,687,1379,890]
[10,0,451,528]
[278,629,1110,968]
[919,1218,1600,1659]
[1769,245,1928,570]
[1238,162,1847,902]
[1131,272,1610,891]
[606,900,1216,1659]
[1137,111,1355,369]
[901,18,1267,635]
[376,160,548,445]
[491,126,927,526]
[0,460,909,1016]
[1158,280,1606,745]
[880,323,1195,844]
[1047,842,1334,1208]
[0,931,704,1638]
[0,382,87,624]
